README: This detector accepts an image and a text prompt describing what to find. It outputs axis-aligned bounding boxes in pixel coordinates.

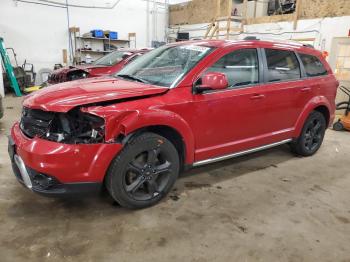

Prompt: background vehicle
[9,40,338,209]
[48,48,151,84]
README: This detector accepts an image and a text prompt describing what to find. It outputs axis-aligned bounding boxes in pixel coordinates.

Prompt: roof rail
[244,36,259,40]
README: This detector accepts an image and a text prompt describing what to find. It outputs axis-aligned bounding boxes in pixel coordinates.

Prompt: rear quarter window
[298,53,328,77]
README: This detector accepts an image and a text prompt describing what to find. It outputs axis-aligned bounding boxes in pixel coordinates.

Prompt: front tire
[291,111,326,156]
[106,132,179,209]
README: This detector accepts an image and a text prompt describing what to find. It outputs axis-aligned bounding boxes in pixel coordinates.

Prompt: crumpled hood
[24,76,168,112]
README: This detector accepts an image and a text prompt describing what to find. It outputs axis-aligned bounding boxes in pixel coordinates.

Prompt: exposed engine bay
[20,107,104,144]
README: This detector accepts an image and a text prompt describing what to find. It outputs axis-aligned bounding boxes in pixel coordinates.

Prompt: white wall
[168,16,350,55]
[0,0,168,72]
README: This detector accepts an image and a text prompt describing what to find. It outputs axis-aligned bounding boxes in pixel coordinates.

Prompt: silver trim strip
[193,139,292,167]
[14,154,33,189]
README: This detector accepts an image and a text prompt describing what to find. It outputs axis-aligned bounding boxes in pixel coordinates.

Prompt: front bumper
[9,123,123,197]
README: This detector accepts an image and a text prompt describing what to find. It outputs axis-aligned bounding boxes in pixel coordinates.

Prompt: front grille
[20,107,55,138]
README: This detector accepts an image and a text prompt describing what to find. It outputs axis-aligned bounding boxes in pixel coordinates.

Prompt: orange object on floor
[333,86,350,131]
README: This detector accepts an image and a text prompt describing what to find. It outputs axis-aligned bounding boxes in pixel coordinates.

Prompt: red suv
[48,49,150,84]
[9,40,338,208]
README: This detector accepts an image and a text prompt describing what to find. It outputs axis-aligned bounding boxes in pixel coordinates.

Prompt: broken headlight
[45,109,105,144]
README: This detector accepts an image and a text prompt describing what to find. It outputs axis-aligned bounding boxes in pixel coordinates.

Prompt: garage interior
[1,0,350,261]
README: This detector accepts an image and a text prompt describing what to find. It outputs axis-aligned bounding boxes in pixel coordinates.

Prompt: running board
[192,139,293,167]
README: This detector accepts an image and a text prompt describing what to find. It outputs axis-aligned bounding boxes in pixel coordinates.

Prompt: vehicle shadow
[173,144,295,194]
[4,144,295,217]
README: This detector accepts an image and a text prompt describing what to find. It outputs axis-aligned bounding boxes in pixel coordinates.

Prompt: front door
[190,48,268,161]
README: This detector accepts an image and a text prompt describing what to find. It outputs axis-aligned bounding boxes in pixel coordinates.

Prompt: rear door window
[265,49,301,82]
[298,53,328,77]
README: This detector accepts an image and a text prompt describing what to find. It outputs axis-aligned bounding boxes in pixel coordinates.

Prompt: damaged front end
[49,68,89,84]
[20,107,105,144]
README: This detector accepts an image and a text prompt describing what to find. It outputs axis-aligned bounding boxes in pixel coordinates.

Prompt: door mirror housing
[194,72,229,93]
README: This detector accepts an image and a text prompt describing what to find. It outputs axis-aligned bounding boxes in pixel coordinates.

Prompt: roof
[170,39,321,56]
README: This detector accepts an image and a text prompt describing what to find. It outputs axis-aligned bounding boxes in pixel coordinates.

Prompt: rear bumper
[9,122,123,196]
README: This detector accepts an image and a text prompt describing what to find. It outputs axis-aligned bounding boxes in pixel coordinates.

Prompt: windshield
[116,44,214,88]
[93,51,132,66]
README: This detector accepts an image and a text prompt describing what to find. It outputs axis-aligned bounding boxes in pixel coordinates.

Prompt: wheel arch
[294,97,332,137]
[114,110,195,165]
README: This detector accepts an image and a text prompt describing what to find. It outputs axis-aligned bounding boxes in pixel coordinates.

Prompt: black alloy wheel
[290,110,326,156]
[106,132,179,209]
[124,147,173,201]
[303,118,323,152]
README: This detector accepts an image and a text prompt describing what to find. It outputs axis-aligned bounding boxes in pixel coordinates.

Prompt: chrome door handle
[250,94,265,100]
[301,87,311,92]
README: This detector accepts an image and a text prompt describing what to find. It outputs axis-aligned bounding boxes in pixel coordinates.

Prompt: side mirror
[194,72,228,93]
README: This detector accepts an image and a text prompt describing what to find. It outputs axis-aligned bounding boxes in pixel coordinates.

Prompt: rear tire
[290,111,326,156]
[106,132,179,209]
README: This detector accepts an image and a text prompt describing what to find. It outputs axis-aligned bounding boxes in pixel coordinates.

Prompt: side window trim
[295,52,307,78]
[261,48,303,84]
[260,48,268,83]
[257,48,265,84]
[196,47,262,94]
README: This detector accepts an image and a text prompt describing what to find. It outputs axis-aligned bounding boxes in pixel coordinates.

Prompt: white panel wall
[0,0,168,71]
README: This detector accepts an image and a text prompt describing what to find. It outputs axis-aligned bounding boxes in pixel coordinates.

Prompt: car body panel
[9,39,338,196]
[23,76,168,112]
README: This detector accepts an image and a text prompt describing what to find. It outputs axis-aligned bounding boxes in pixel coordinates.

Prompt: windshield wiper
[117,74,149,84]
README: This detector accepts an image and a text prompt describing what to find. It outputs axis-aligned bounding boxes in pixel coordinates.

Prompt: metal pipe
[164,0,169,42]
[153,0,156,43]
[37,0,122,9]
[65,0,73,63]
[146,0,150,46]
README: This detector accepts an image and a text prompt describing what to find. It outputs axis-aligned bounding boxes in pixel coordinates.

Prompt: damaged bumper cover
[9,122,123,197]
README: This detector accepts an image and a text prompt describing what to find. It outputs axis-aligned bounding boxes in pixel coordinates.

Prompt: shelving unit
[69,27,131,64]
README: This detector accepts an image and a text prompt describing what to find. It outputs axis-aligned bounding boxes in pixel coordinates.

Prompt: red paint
[200,72,229,90]
[12,40,338,185]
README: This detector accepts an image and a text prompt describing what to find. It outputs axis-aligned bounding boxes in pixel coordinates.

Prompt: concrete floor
[1,96,350,262]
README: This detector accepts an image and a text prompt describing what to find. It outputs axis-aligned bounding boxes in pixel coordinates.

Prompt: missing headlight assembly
[20,107,105,144]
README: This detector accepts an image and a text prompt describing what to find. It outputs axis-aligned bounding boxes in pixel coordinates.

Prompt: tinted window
[299,53,328,77]
[265,49,301,82]
[206,49,259,88]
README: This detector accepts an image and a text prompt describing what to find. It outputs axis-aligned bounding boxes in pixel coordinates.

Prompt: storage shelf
[77,36,130,42]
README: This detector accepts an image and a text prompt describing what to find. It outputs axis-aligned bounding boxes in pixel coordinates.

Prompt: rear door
[258,48,306,135]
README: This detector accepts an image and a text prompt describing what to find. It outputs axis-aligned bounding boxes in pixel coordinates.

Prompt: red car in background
[48,49,151,84]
